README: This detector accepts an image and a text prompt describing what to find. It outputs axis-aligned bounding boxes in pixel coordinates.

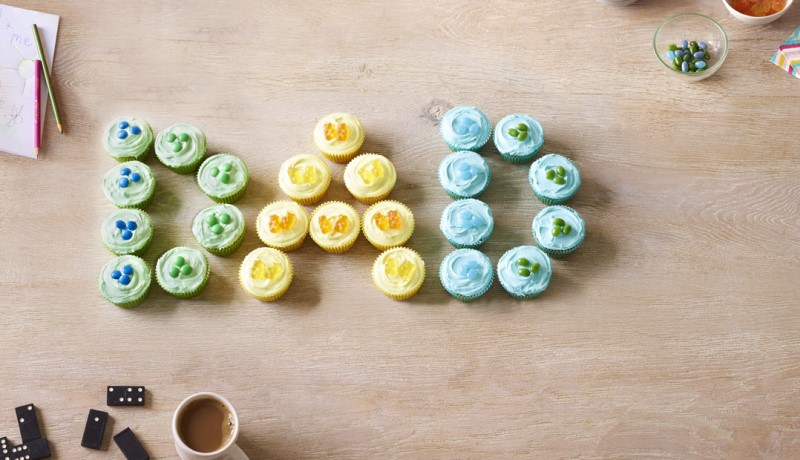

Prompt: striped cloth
[771,26,800,79]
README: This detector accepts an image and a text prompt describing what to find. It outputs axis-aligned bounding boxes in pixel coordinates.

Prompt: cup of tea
[172,392,249,460]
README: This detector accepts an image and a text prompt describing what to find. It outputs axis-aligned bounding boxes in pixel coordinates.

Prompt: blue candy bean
[119,121,129,129]
[121,230,133,240]
[115,220,126,230]
[122,265,133,275]
[694,51,705,59]
[680,39,688,49]
[127,221,138,231]
[681,61,689,73]
[698,41,707,50]
[117,130,128,139]
[110,270,122,280]
[130,125,141,135]
[666,50,676,60]
[120,167,131,176]
[675,50,684,58]
[695,60,707,69]
[119,177,129,188]
[130,172,141,182]
[119,275,131,286]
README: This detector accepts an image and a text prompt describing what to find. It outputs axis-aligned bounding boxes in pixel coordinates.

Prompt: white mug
[172,392,249,460]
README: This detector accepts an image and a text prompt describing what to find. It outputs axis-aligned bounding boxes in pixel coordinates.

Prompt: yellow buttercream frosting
[372,247,425,300]
[239,247,293,301]
[278,154,331,204]
[313,113,365,162]
[344,153,397,204]
[256,201,309,251]
[362,200,415,250]
[309,201,360,253]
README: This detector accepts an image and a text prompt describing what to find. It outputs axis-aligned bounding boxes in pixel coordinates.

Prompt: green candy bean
[546,170,556,180]
[517,257,530,266]
[551,226,562,237]
[556,166,566,176]
[668,44,678,51]
[517,131,528,141]
[169,267,180,278]
[180,264,193,276]
[507,128,519,137]
[553,218,565,226]
[518,268,531,277]
[531,262,540,273]
[553,176,566,185]
[563,225,572,235]
[517,123,528,132]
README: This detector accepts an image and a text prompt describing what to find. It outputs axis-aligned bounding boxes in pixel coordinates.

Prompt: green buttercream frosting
[197,154,249,199]
[101,209,153,255]
[99,255,151,306]
[102,161,155,208]
[192,204,245,250]
[155,123,207,169]
[102,116,154,160]
[155,247,209,294]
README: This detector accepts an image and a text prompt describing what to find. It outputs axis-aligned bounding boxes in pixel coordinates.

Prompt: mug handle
[222,444,249,460]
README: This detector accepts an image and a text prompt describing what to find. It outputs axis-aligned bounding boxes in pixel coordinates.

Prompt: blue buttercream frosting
[529,154,581,202]
[439,248,493,299]
[497,245,552,298]
[440,199,493,247]
[440,106,491,151]
[438,151,490,198]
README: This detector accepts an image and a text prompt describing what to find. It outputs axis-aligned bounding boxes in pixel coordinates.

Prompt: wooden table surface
[1,0,799,458]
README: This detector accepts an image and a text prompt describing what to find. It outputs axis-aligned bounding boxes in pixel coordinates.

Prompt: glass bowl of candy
[722,0,793,25]
[653,13,728,81]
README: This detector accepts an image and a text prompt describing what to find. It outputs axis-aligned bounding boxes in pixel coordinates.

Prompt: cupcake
[154,123,207,174]
[438,151,490,199]
[101,209,153,256]
[308,201,360,253]
[439,249,493,302]
[532,206,585,258]
[343,153,396,204]
[440,106,491,152]
[440,199,494,248]
[192,204,246,256]
[362,200,415,250]
[493,114,544,163]
[529,154,581,205]
[197,154,249,203]
[497,246,552,299]
[155,247,210,298]
[256,201,310,252]
[102,116,154,162]
[278,154,331,205]
[372,247,425,300]
[313,113,365,163]
[99,255,152,308]
[239,247,294,301]
[102,161,155,209]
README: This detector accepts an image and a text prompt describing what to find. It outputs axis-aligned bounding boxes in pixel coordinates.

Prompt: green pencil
[31,24,63,134]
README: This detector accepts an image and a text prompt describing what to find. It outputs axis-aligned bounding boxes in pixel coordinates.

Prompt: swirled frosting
[493,114,544,158]
[102,116,154,159]
[362,200,415,248]
[155,247,209,294]
[313,113,365,156]
[309,202,360,249]
[529,154,581,201]
[197,154,249,200]
[240,247,293,299]
[439,249,493,299]
[256,201,309,249]
[440,199,493,247]
[438,151,490,198]
[278,154,330,201]
[102,161,155,208]
[532,206,585,250]
[101,209,153,255]
[440,106,491,151]
[155,123,207,169]
[497,246,552,297]
[344,154,396,201]
[372,247,425,298]
[192,204,245,250]
[99,255,151,305]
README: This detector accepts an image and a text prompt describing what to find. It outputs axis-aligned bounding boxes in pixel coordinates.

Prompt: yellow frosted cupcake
[239,247,293,301]
[313,113,365,163]
[278,154,331,205]
[372,247,425,300]
[309,201,360,253]
[362,200,415,250]
[343,153,397,204]
[256,201,309,252]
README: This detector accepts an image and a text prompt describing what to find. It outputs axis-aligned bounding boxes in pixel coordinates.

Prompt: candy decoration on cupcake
[116,120,142,140]
[155,247,210,298]
[168,256,193,278]
[116,219,138,240]
[313,113,365,163]
[256,201,310,252]
[362,200,415,250]
[514,257,541,278]
[118,166,142,189]
[103,116,154,162]
[440,106,491,152]
[110,264,135,286]
[309,201,361,253]
[239,247,294,301]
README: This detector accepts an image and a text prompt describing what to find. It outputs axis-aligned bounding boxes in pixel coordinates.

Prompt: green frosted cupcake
[155,123,207,174]
[196,154,249,203]
[439,199,494,248]
[497,246,552,299]
[102,161,155,209]
[99,255,152,308]
[101,209,153,256]
[155,247,210,298]
[192,204,245,256]
[438,151,490,200]
[439,248,493,302]
[532,205,585,258]
[102,116,154,162]
[529,154,581,205]
[493,114,544,164]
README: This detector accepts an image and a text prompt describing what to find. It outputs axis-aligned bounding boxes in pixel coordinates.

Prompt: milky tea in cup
[176,397,236,453]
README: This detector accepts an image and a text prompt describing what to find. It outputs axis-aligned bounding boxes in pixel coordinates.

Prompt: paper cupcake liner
[497,275,545,300]
[199,225,246,257]
[372,248,425,300]
[283,172,331,206]
[532,189,575,206]
[352,190,392,205]
[107,139,154,164]
[239,254,293,301]
[445,234,490,249]
[155,257,210,299]
[438,160,491,200]
[533,228,585,259]
[362,200,415,251]
[114,191,154,210]
[498,150,538,164]
[309,201,360,253]
[439,265,493,302]
[101,210,154,257]
[315,136,364,164]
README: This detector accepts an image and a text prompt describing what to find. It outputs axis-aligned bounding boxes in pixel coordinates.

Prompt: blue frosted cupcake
[440,106,491,152]
[529,154,581,205]
[440,199,493,248]
[493,114,544,163]
[439,249,493,302]
[497,246,552,299]
[532,206,585,258]
[438,151,490,199]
